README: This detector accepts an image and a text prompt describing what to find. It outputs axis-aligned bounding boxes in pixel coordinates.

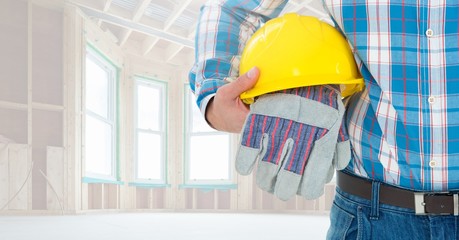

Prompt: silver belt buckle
[414,192,459,215]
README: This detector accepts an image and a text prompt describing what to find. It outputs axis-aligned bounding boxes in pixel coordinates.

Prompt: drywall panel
[0,109,28,144]
[0,144,8,209]
[196,190,214,209]
[32,5,63,105]
[217,190,230,210]
[152,188,165,209]
[8,144,29,210]
[0,0,28,104]
[136,188,149,209]
[32,110,63,148]
[32,147,47,210]
[88,184,103,209]
[105,184,118,209]
[32,110,63,209]
[46,146,64,211]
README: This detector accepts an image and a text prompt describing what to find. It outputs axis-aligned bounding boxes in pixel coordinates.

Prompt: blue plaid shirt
[189,0,459,191]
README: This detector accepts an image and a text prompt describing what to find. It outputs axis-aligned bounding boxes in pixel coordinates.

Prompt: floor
[0,212,330,240]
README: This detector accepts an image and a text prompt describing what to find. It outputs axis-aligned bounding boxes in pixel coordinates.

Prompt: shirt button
[429,160,437,168]
[428,96,435,104]
[426,29,434,37]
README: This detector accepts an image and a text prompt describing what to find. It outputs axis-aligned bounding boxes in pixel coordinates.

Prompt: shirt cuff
[200,93,216,126]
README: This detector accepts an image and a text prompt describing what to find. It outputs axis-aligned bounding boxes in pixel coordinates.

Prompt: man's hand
[205,67,260,133]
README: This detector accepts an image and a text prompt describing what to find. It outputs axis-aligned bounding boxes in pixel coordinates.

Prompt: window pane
[189,135,229,180]
[137,84,160,131]
[189,92,214,133]
[86,57,109,118]
[85,115,112,176]
[137,132,161,179]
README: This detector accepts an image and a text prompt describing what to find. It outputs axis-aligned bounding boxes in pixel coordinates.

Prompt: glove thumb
[334,139,351,170]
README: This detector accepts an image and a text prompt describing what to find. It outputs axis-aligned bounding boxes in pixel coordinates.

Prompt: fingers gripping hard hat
[239,13,364,103]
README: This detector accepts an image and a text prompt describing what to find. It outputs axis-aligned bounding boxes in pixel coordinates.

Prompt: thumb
[223,67,260,98]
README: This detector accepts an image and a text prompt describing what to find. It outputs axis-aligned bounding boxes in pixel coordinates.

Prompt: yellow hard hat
[239,13,364,103]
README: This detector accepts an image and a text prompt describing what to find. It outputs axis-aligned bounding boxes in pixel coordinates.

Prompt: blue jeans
[327,186,459,240]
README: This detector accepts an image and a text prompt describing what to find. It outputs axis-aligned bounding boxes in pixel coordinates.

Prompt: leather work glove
[323,117,352,185]
[235,86,350,201]
[335,118,351,170]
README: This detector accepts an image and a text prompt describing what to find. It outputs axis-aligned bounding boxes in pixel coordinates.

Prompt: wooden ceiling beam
[75,4,194,48]
[163,0,192,31]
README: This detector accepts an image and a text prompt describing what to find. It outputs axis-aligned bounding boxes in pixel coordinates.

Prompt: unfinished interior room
[0,0,336,239]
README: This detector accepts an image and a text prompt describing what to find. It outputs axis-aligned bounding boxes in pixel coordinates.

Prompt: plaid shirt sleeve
[188,0,287,115]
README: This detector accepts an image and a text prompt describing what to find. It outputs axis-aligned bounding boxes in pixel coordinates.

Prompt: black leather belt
[336,171,459,215]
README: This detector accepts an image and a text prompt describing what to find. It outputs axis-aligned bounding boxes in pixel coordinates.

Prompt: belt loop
[370,181,381,220]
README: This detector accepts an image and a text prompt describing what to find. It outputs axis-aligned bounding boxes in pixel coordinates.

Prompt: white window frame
[133,76,167,184]
[183,86,233,186]
[83,46,118,180]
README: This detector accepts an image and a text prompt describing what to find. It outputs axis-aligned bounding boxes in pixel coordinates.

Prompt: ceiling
[67,0,330,67]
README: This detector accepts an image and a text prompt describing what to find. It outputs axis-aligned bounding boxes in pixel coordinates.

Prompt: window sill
[128,182,171,188]
[82,177,124,185]
[178,184,237,191]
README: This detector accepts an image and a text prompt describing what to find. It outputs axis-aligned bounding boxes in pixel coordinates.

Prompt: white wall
[0,0,336,215]
[0,0,64,212]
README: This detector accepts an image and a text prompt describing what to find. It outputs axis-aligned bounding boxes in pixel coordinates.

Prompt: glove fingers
[255,135,278,192]
[298,95,347,199]
[256,161,279,193]
[275,169,301,201]
[272,139,301,201]
[298,128,339,199]
[334,139,351,170]
[256,137,293,194]
[235,145,260,175]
